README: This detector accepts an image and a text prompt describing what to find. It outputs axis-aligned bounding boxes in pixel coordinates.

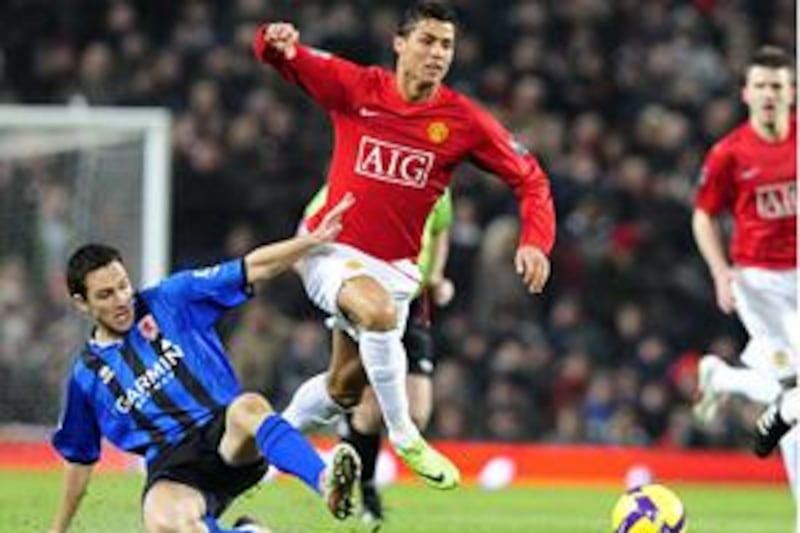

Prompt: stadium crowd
[0,0,795,450]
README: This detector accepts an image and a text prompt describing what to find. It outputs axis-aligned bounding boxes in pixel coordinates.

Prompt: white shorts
[733,266,798,380]
[295,239,421,336]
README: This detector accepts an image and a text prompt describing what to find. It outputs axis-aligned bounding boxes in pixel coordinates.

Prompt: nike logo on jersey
[358,107,380,118]
[741,167,761,180]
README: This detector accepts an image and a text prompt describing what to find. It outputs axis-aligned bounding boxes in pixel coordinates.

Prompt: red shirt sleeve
[253,25,366,112]
[467,102,556,255]
[694,141,733,215]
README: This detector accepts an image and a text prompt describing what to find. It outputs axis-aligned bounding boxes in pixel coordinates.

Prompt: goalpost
[0,105,172,286]
[0,105,171,424]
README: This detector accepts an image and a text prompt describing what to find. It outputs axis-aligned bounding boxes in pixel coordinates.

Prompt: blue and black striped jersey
[52,259,251,465]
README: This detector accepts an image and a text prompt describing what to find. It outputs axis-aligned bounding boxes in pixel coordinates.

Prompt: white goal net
[0,105,170,424]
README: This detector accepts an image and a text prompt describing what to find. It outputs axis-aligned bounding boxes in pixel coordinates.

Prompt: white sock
[282,373,344,432]
[779,426,799,498]
[359,329,420,449]
[780,388,800,425]
[709,363,782,404]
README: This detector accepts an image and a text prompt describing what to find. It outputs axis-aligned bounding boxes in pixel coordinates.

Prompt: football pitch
[2,471,792,532]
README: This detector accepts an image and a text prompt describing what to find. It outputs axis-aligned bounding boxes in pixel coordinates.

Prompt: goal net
[0,105,170,425]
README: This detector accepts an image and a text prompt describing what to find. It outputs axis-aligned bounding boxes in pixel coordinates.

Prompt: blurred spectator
[226,300,294,395]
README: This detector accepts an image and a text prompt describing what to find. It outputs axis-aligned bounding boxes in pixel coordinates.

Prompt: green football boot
[396,438,460,490]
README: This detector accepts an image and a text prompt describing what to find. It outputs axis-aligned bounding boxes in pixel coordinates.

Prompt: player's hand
[310,193,355,244]
[515,245,550,294]
[263,22,299,59]
[430,276,455,306]
[712,266,736,314]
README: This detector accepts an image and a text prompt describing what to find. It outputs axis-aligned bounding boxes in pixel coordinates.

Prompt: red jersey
[254,35,555,262]
[694,119,797,269]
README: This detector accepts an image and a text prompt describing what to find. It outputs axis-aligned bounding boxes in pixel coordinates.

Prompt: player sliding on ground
[48,197,361,533]
[253,1,555,491]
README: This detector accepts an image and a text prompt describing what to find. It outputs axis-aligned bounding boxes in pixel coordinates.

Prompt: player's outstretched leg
[339,276,460,490]
[225,393,360,521]
[322,442,363,520]
[359,328,460,489]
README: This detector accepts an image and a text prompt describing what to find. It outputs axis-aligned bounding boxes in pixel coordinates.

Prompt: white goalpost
[0,104,171,286]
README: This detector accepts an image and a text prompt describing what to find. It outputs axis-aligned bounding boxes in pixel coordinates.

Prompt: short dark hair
[397,1,457,37]
[67,243,123,298]
[748,45,793,71]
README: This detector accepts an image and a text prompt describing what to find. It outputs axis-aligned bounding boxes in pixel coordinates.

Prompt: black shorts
[404,291,435,376]
[144,409,269,517]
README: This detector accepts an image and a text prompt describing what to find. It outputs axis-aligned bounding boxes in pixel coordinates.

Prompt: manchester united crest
[427,121,449,144]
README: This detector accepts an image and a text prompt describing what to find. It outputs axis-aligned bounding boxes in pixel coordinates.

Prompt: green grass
[0,471,793,532]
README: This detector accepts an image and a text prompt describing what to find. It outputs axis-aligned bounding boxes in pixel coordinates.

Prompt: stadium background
[0,0,796,463]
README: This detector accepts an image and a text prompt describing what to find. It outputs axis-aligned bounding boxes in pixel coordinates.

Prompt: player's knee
[340,277,398,331]
[229,393,273,425]
[144,515,178,533]
[235,392,273,414]
[144,508,204,533]
[328,352,368,408]
[359,300,398,331]
[144,511,174,533]
[328,374,363,409]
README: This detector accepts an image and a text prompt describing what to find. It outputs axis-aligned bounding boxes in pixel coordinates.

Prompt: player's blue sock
[203,515,239,532]
[256,414,325,493]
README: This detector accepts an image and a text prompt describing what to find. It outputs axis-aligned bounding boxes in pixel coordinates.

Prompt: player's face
[394,18,455,87]
[742,66,794,126]
[75,261,135,338]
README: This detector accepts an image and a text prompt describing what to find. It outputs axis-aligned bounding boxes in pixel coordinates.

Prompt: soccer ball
[611,483,687,533]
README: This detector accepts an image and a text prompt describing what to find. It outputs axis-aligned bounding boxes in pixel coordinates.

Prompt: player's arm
[692,208,735,313]
[692,144,736,314]
[50,377,102,533]
[428,228,455,306]
[48,462,94,533]
[244,193,354,283]
[252,22,364,111]
[692,208,730,276]
[427,191,455,306]
[468,104,555,293]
